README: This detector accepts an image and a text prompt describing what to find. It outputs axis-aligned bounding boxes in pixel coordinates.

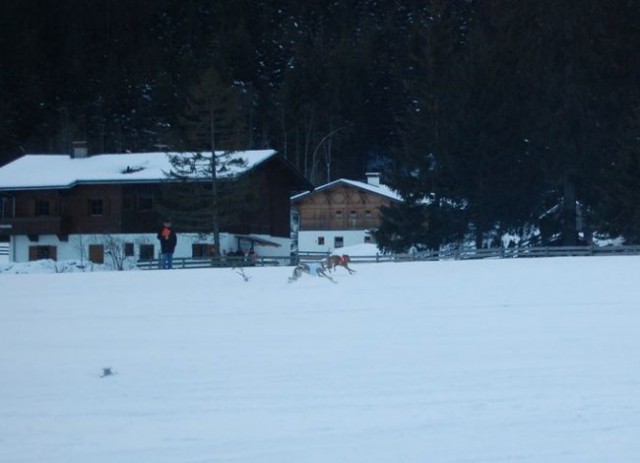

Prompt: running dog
[326,254,356,274]
[288,261,336,283]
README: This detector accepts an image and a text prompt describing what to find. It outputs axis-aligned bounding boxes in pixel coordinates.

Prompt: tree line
[1,0,638,247]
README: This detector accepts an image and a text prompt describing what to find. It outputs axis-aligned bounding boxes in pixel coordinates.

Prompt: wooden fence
[137,245,640,270]
[388,245,640,262]
[136,255,294,270]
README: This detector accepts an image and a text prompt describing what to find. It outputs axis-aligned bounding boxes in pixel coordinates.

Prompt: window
[1,196,8,218]
[35,200,50,216]
[139,244,155,261]
[334,236,344,248]
[38,246,51,259]
[335,210,343,218]
[192,244,216,258]
[364,235,372,243]
[349,210,357,218]
[317,236,325,246]
[365,210,372,217]
[124,243,134,257]
[29,245,57,261]
[88,199,104,216]
[122,197,133,210]
[138,196,153,211]
[89,244,104,264]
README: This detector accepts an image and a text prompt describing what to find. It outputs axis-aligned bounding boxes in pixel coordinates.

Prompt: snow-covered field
[1,255,639,462]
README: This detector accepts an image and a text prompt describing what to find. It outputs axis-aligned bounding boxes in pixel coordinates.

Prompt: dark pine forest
[1,0,639,249]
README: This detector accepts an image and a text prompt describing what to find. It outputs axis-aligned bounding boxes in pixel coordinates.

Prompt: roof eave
[291,178,402,202]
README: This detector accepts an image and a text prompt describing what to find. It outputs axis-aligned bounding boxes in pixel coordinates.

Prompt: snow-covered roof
[291,178,402,202]
[0,150,277,190]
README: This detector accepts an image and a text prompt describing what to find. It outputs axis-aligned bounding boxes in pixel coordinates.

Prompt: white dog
[288,261,336,283]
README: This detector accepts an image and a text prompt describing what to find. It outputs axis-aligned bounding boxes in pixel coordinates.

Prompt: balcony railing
[299,218,381,231]
[0,216,62,235]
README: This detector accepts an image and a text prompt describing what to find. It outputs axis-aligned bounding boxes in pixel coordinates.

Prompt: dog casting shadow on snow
[326,254,356,274]
[288,261,336,284]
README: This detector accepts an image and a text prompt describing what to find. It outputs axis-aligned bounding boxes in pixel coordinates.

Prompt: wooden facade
[294,183,395,231]
[0,183,165,237]
[291,177,401,252]
[292,177,401,232]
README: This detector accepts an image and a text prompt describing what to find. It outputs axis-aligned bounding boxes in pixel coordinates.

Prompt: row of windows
[122,196,153,211]
[28,243,217,263]
[316,235,372,247]
[27,244,136,263]
[33,197,154,217]
[32,200,373,219]
[334,210,372,218]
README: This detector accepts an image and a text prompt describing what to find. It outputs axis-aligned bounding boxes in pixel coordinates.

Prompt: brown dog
[326,254,356,274]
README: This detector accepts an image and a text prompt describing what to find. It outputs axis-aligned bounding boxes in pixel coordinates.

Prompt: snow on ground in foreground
[1,256,639,463]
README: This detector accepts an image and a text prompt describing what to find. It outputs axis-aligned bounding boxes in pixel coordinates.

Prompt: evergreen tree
[380,1,470,250]
[1,0,638,249]
[511,0,638,245]
[159,69,250,253]
[158,150,252,240]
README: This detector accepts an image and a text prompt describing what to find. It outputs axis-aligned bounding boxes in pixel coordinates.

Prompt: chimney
[365,172,380,186]
[71,141,88,159]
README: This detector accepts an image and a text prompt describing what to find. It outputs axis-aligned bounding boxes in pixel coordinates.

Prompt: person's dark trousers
[160,253,173,269]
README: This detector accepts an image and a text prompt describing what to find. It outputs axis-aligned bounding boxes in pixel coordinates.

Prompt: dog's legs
[318,270,337,284]
[288,266,303,283]
[338,262,356,274]
[326,259,334,273]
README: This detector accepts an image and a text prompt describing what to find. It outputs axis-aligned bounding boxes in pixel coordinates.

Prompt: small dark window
[365,210,372,217]
[364,235,372,243]
[124,243,134,257]
[1,196,8,218]
[88,199,104,216]
[335,210,343,217]
[138,196,153,211]
[37,246,52,259]
[122,197,133,210]
[29,245,56,261]
[192,244,206,258]
[317,236,325,246]
[349,210,357,218]
[89,244,104,264]
[334,236,344,248]
[192,244,215,258]
[35,200,50,216]
[139,244,155,260]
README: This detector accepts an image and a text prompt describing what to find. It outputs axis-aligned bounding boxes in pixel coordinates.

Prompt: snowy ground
[1,255,639,462]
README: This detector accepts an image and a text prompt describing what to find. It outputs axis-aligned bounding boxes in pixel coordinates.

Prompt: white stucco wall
[297,230,374,253]
[9,233,292,263]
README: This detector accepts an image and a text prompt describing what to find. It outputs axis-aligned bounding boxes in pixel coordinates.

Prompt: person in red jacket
[157,220,177,269]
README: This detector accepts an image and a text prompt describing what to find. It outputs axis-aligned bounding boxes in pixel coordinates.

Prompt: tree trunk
[210,104,220,254]
[561,174,577,246]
